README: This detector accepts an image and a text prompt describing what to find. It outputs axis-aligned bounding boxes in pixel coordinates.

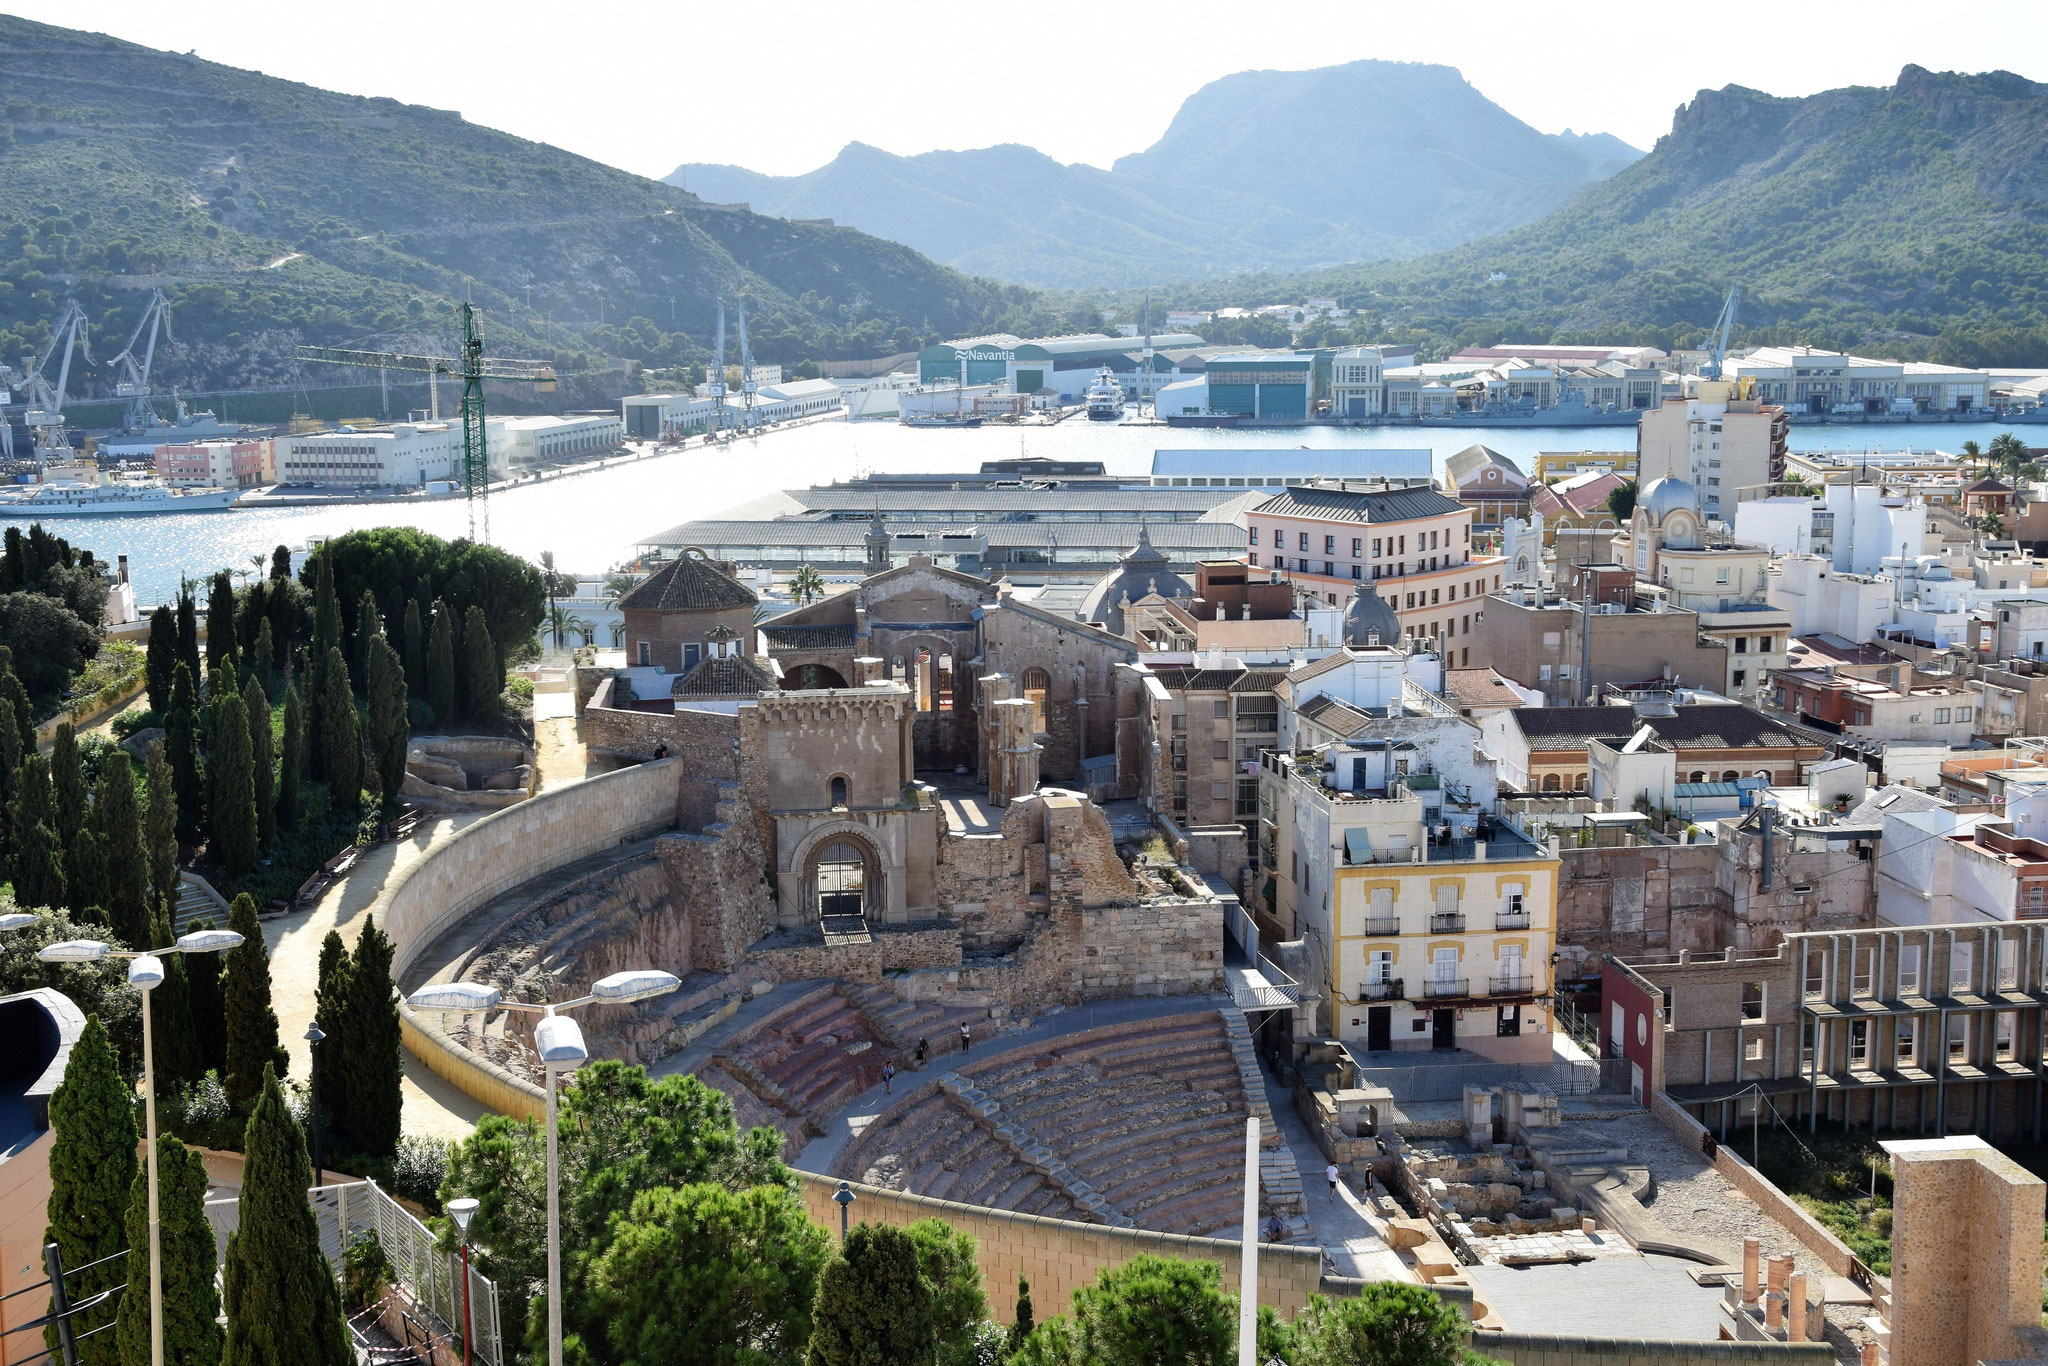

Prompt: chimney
[117,554,130,586]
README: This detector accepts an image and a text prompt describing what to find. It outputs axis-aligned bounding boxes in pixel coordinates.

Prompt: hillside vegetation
[1136,66,2048,365]
[0,15,1043,397]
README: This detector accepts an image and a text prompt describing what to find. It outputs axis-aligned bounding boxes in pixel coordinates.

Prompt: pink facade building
[155,439,274,488]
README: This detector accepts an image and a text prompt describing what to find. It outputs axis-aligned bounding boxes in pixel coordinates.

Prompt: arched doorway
[796,664,849,690]
[815,840,868,919]
[1020,667,1050,732]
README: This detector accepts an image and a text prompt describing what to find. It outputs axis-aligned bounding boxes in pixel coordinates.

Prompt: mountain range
[1175,65,2048,365]
[0,15,1038,398]
[669,61,1641,289]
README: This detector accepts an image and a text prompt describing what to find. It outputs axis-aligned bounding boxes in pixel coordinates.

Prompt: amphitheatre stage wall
[385,757,683,1117]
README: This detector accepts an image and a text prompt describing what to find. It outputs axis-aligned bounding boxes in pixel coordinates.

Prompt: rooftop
[616,554,758,613]
[1514,704,1829,752]
[1252,484,1468,525]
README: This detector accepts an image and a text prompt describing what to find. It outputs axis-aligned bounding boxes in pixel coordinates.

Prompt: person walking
[915,1037,929,1067]
[1326,1162,1341,1201]
[882,1060,896,1095]
[959,1022,972,1054]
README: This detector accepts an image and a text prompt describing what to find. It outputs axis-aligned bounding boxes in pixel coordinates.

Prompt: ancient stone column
[1765,1292,1784,1332]
[1767,1252,1792,1299]
[989,697,1039,806]
[1861,1341,1880,1366]
[1742,1236,1761,1304]
[1787,1273,1807,1341]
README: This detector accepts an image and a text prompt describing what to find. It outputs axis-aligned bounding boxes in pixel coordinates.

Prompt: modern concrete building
[154,437,273,487]
[275,421,479,487]
[1482,702,1829,793]
[1330,345,1386,418]
[915,332,1205,399]
[1636,384,1790,522]
[488,412,624,465]
[1470,582,1730,708]
[1724,346,1991,414]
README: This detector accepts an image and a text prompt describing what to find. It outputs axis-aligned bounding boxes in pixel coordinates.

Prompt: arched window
[829,776,849,808]
[1021,667,1051,732]
[1722,770,1740,783]
[1542,774,1561,792]
[1689,771,1706,784]
[1572,773,1587,791]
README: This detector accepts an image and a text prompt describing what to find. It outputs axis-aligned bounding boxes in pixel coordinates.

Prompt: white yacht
[0,481,242,516]
[1084,367,1126,421]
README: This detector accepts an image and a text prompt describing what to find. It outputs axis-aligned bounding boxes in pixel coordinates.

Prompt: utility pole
[1579,584,1595,705]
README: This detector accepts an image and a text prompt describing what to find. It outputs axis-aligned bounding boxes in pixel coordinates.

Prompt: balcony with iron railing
[1490,973,1535,996]
[1423,978,1470,999]
[1359,978,1405,1001]
[1364,916,1401,937]
[1494,909,1531,930]
[1429,912,1467,934]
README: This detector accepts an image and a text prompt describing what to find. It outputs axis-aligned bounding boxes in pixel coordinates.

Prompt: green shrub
[112,707,160,738]
[341,1230,392,1314]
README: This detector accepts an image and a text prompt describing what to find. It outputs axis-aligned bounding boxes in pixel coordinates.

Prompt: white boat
[1084,367,1125,420]
[0,481,243,516]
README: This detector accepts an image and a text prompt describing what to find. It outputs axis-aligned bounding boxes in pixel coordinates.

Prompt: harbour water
[58,417,2035,607]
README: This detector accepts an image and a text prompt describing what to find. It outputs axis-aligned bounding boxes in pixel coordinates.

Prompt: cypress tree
[806,1222,937,1366]
[147,602,177,714]
[42,1016,137,1366]
[167,662,204,846]
[0,693,18,859]
[207,570,238,681]
[312,553,342,660]
[366,635,409,805]
[1010,1274,1034,1354]
[278,685,304,831]
[251,617,274,693]
[95,753,150,949]
[355,588,381,686]
[0,645,33,757]
[266,573,295,671]
[461,604,497,721]
[270,544,292,581]
[239,579,268,662]
[11,754,64,910]
[211,691,258,878]
[321,648,361,812]
[244,674,276,848]
[337,915,402,1156]
[403,598,425,699]
[313,931,351,1128]
[426,599,456,724]
[49,722,84,847]
[114,1136,222,1366]
[220,1067,351,1366]
[145,740,180,912]
[176,588,201,689]
[65,829,109,924]
[186,909,228,1079]
[223,892,287,1106]
[147,899,201,1086]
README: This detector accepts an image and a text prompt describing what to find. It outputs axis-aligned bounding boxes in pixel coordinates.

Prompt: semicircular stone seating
[835,1010,1259,1236]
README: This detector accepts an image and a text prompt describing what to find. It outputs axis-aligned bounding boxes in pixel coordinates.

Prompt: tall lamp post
[303,1022,326,1186]
[37,926,244,1366]
[406,968,680,1366]
[833,1181,855,1243]
[447,1197,480,1366]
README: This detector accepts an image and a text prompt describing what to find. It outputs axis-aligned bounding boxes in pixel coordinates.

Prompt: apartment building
[1483,703,1829,793]
[1532,451,1635,482]
[1768,666,1976,746]
[1244,482,1503,661]
[1604,920,2048,1138]
[1254,649,1557,1061]
[154,438,273,488]
[1141,661,1285,833]
[1469,582,1730,708]
[1636,384,1790,521]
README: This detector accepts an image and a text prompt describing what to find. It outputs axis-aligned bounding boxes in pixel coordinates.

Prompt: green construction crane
[295,302,555,543]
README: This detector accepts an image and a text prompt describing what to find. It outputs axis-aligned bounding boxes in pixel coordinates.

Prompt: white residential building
[276,422,478,487]
[1635,384,1788,522]
[1733,483,1928,575]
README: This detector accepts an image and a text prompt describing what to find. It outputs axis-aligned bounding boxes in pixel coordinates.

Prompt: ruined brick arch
[1019,666,1051,732]
[790,822,887,921]
[793,664,849,690]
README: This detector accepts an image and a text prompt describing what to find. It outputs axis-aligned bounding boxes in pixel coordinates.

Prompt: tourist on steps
[915,1037,929,1067]
[882,1061,896,1095]
[960,1022,972,1054]
[1327,1163,1341,1201]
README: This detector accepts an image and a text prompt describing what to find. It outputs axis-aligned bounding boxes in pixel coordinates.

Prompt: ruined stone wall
[747,922,963,985]
[751,688,912,812]
[1718,841,1877,950]
[660,780,779,974]
[1552,844,1724,982]
[935,804,1045,954]
[958,897,1225,1004]
[980,603,1136,785]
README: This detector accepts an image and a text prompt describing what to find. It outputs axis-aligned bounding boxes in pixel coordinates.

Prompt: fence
[1352,1058,1600,1103]
[204,1178,502,1366]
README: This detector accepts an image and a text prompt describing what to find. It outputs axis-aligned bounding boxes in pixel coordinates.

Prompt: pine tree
[42,1015,137,1366]
[321,648,361,812]
[366,635,409,805]
[807,1222,937,1366]
[146,602,177,714]
[355,589,381,687]
[114,1136,222,1366]
[210,691,258,878]
[223,892,287,1107]
[95,754,150,949]
[461,604,497,721]
[49,722,84,847]
[243,674,276,848]
[185,909,228,1079]
[337,915,402,1156]
[166,663,204,846]
[313,931,351,1129]
[65,828,109,924]
[147,900,201,1087]
[403,598,425,699]
[208,570,238,681]
[176,588,201,689]
[11,754,65,910]
[278,686,304,831]
[221,1067,351,1366]
[426,599,456,724]
[144,740,180,912]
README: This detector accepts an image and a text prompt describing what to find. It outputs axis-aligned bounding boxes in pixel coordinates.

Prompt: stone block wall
[959,897,1226,1005]
[748,922,963,986]
[1889,1138,2047,1366]
[1484,1333,1834,1366]
[660,781,778,974]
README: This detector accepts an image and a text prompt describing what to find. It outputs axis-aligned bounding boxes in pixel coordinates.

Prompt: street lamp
[303,1022,326,1185]
[833,1180,855,1243]
[447,1197,480,1366]
[405,968,680,1366]
[38,927,244,1366]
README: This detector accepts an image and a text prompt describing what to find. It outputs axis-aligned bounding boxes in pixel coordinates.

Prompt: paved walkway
[261,812,494,1144]
[1261,1074,1413,1282]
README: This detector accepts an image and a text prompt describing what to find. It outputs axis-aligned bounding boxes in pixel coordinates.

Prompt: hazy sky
[18,1,2048,179]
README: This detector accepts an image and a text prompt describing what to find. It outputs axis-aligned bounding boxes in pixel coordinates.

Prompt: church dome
[1342,588,1402,649]
[1080,525,1191,636]
[1639,476,1698,525]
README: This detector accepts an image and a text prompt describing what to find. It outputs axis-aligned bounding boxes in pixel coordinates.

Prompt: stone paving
[1260,1076,1412,1283]
[1467,1254,1731,1339]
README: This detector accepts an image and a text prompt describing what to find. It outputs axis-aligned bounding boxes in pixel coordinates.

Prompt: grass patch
[1750,1127,1895,1275]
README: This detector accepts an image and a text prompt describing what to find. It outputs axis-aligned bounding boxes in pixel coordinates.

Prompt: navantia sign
[958,350,1015,362]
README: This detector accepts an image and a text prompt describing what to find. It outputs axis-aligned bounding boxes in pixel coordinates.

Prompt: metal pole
[1237,1116,1259,1366]
[308,1034,323,1186]
[45,1242,78,1366]
[460,1240,474,1366]
[144,982,163,1366]
[545,1065,563,1366]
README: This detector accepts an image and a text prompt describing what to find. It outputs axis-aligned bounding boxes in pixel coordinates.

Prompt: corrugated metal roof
[1151,449,1431,479]
[1252,484,1468,524]
[641,520,1249,550]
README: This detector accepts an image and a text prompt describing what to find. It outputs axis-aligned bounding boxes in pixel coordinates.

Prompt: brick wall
[792,1172,1324,1321]
[1554,844,1723,980]
[1889,1139,2046,1366]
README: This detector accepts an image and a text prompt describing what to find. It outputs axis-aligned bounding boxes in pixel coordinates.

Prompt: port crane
[295,302,555,544]
[108,289,173,433]
[22,300,92,465]
[705,301,728,437]
[1702,286,1742,381]
[736,297,758,429]
[1138,291,1153,416]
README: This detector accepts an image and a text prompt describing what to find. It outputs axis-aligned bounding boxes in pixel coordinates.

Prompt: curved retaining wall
[386,757,681,1119]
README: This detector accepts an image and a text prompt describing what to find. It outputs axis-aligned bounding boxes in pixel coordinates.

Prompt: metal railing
[1423,978,1470,999]
[1490,974,1534,995]
[1429,913,1466,934]
[1494,910,1531,930]
[1360,978,1404,1001]
[1364,916,1401,937]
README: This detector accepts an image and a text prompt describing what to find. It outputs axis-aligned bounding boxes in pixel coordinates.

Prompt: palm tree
[601,573,636,608]
[539,551,579,648]
[1989,431,2029,477]
[546,603,575,649]
[789,565,826,606]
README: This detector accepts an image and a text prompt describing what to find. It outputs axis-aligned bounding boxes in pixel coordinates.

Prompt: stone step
[711,1051,823,1138]
[937,1072,1133,1229]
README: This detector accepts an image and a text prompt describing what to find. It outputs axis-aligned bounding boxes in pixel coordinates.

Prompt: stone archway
[793,825,888,923]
